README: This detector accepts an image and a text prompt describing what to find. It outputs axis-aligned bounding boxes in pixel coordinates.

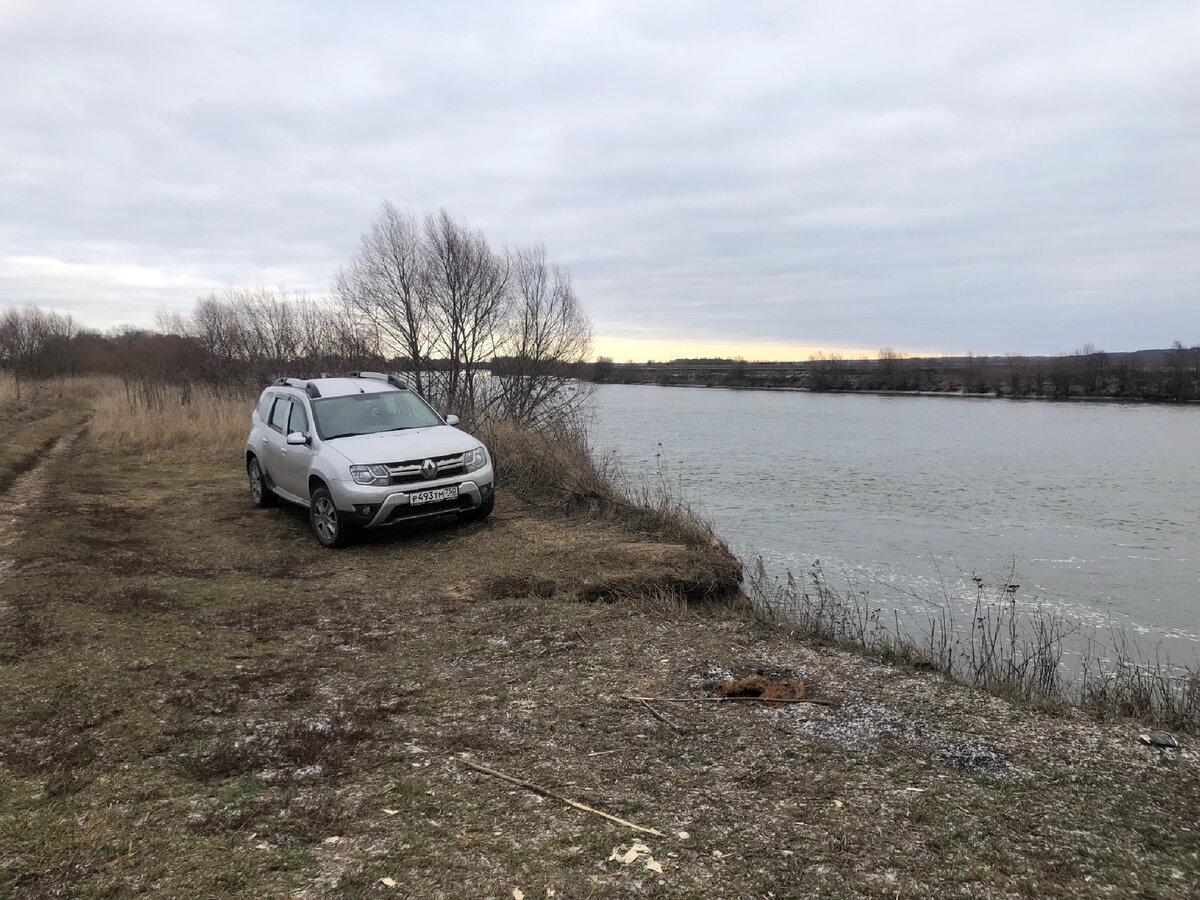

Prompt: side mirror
[286,431,308,446]
[444,414,460,426]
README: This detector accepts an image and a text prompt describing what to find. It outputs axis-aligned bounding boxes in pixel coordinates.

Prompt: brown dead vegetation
[713,673,807,701]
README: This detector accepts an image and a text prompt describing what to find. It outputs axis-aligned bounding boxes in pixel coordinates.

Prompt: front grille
[384,453,466,485]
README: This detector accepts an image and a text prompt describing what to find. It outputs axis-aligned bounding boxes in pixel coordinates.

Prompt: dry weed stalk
[747,555,1199,734]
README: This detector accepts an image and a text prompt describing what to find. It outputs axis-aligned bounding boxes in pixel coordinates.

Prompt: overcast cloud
[1,0,1197,358]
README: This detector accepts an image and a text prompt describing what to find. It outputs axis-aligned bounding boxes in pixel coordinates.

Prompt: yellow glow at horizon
[592,334,947,363]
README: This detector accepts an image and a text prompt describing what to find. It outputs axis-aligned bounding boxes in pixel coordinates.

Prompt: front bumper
[335,467,494,529]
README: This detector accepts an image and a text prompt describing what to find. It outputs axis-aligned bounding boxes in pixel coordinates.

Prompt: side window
[268,398,291,434]
[288,401,310,436]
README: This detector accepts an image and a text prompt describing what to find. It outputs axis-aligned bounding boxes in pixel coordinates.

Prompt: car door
[272,399,315,500]
[258,396,294,497]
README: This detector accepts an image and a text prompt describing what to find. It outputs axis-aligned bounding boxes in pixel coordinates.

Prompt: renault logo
[421,458,438,480]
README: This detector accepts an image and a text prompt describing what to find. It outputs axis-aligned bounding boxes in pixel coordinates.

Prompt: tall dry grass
[0,372,15,414]
[88,379,254,460]
[748,556,1200,734]
[477,417,727,551]
[0,372,78,418]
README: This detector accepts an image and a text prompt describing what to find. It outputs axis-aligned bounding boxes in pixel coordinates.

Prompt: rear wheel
[310,486,351,548]
[248,457,277,508]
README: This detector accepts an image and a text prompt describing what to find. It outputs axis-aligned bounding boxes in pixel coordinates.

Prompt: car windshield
[312,391,443,439]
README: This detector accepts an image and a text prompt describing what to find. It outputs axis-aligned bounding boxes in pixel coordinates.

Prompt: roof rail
[273,377,321,399]
[346,371,411,391]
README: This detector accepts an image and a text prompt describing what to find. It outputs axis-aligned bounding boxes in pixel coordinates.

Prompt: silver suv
[244,372,495,547]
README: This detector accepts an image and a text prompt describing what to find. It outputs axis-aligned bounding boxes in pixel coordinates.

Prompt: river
[587,383,1200,665]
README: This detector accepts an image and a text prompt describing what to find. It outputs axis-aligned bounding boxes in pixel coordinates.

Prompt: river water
[588,383,1200,665]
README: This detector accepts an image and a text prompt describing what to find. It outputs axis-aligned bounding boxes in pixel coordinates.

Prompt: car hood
[322,426,481,465]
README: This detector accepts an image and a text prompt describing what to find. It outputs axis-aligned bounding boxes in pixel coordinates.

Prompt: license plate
[410,485,458,506]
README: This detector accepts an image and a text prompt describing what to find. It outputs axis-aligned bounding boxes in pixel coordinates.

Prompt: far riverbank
[596,351,1200,403]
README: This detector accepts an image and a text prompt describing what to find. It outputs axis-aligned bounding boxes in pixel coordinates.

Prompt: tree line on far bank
[0,203,595,426]
[594,342,1200,402]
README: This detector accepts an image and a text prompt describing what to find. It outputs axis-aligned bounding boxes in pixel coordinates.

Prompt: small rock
[937,744,1008,773]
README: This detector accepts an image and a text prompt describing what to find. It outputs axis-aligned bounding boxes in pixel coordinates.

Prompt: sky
[1,1,1197,361]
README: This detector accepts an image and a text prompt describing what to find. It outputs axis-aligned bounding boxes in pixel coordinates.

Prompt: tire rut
[0,425,86,595]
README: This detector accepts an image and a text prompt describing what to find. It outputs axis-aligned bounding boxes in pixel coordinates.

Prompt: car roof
[271,377,404,399]
[307,377,402,398]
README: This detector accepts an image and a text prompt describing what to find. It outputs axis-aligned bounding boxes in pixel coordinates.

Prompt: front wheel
[309,486,351,548]
[248,457,278,508]
[460,492,494,524]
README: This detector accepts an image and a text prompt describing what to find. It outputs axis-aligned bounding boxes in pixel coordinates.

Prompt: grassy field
[1,380,1197,898]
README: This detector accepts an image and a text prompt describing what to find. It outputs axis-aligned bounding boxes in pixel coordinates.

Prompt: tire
[461,492,495,524]
[309,485,351,548]
[248,456,278,508]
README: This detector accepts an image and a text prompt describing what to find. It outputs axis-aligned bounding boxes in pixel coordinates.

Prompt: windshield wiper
[322,432,361,440]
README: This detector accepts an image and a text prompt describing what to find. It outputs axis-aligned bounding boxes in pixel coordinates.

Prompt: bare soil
[0,404,1197,899]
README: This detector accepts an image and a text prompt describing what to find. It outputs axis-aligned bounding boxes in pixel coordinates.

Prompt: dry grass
[0,373,17,415]
[477,417,612,508]
[748,556,1200,734]
[480,417,732,556]
[88,379,253,460]
[0,373,53,418]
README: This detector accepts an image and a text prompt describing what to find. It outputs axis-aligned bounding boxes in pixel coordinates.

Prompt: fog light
[358,505,375,516]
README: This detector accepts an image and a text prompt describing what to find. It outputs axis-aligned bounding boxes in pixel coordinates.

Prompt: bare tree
[191,292,247,366]
[877,346,900,389]
[592,356,615,382]
[335,201,431,394]
[242,285,300,367]
[0,305,76,396]
[422,208,511,414]
[492,243,594,425]
[155,203,593,424]
[330,203,595,422]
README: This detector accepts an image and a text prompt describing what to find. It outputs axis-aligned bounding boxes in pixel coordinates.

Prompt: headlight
[463,446,489,473]
[350,464,390,486]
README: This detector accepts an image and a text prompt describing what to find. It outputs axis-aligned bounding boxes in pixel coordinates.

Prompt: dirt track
[0,426,82,590]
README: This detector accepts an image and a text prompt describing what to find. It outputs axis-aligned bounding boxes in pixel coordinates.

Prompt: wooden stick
[637,698,684,732]
[622,694,835,707]
[458,759,666,838]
